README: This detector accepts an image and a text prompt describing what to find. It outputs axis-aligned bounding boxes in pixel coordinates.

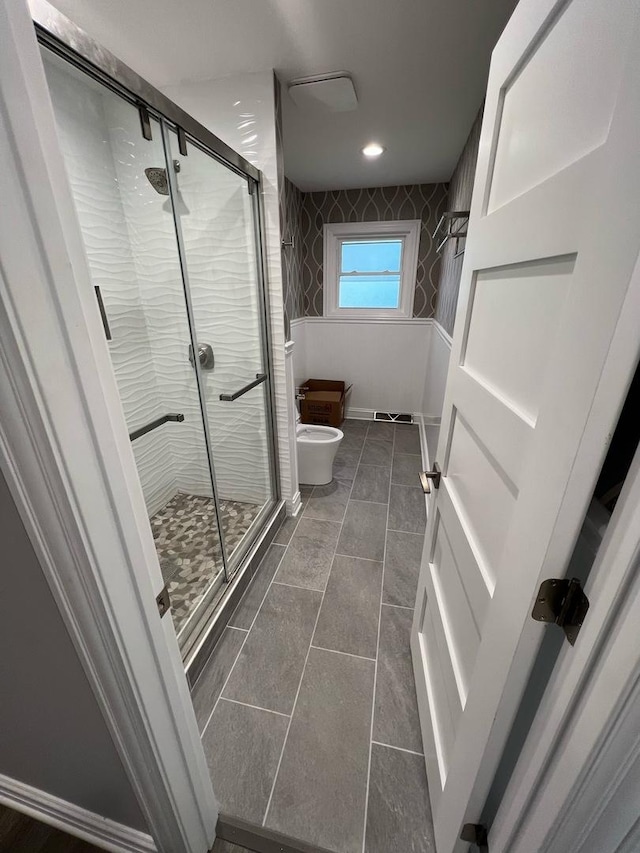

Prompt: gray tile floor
[191,420,435,853]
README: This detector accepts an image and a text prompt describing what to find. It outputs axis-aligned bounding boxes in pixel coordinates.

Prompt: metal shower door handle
[219,373,267,402]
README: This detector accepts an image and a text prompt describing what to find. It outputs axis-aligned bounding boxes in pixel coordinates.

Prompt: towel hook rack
[433,210,470,256]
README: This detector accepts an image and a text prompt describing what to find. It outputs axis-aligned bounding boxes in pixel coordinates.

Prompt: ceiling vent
[288,73,357,112]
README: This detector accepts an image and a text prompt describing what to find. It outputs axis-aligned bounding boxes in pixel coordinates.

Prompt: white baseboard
[0,774,156,853]
[289,489,303,517]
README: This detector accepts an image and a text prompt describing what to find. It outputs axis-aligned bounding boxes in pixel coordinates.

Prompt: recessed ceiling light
[362,143,385,158]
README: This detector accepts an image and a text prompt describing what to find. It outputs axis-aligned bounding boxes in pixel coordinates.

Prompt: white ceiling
[46,0,518,191]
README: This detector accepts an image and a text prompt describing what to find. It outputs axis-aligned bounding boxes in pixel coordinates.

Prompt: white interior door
[411,0,640,850]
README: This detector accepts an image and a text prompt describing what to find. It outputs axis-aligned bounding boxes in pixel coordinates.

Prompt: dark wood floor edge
[216,814,336,853]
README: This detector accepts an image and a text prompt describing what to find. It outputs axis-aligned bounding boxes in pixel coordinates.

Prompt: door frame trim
[0,0,217,849]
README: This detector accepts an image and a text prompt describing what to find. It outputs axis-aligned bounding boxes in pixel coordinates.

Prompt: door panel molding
[489,251,640,853]
[412,0,640,850]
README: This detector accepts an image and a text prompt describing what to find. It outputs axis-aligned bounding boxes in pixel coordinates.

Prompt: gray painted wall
[0,469,147,832]
[434,107,484,335]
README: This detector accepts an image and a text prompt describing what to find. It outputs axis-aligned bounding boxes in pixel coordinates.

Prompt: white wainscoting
[291,318,439,419]
[421,321,452,422]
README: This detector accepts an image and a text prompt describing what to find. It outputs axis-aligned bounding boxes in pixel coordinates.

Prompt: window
[323,220,421,319]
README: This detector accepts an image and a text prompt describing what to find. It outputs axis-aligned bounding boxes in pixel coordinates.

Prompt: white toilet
[296,423,344,486]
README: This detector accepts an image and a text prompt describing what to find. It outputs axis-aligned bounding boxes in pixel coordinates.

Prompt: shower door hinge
[531,577,589,646]
[247,179,256,195]
[138,105,153,141]
[461,823,489,852]
[156,584,171,618]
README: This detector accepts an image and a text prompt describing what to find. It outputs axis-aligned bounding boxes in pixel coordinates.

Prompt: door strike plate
[156,584,171,618]
[531,577,589,645]
[460,823,489,852]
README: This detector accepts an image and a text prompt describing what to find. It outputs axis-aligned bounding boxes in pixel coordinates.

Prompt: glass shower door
[41,50,227,641]
[167,130,276,571]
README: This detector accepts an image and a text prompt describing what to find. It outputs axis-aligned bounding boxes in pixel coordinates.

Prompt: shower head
[145,167,169,195]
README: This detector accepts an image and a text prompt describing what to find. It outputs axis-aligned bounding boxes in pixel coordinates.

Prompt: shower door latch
[531,577,589,645]
[156,585,171,619]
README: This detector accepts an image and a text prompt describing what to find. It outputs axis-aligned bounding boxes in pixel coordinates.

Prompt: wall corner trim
[433,320,453,348]
[0,775,157,853]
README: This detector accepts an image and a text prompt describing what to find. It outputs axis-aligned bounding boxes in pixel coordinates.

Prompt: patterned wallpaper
[281,178,305,323]
[299,184,448,317]
[435,107,484,335]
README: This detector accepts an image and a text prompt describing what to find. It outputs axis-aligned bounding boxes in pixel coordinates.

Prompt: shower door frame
[34,7,281,657]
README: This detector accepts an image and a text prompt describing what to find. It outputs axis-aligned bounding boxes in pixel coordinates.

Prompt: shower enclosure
[38,36,279,664]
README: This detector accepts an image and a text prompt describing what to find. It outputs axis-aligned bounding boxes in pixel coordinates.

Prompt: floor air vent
[373,411,414,424]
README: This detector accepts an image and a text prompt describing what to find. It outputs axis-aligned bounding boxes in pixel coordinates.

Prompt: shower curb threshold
[217,814,337,853]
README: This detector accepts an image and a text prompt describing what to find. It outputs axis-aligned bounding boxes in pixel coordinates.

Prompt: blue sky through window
[340,239,402,273]
[339,275,401,308]
[339,239,403,308]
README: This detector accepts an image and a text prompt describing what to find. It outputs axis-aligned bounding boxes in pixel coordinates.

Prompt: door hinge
[156,584,171,618]
[461,823,489,852]
[531,577,589,645]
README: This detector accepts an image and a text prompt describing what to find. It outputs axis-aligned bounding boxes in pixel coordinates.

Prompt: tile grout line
[381,602,414,611]
[371,740,424,757]
[310,645,376,663]
[334,553,382,564]
[361,420,395,853]
[200,533,294,738]
[202,484,325,739]
[262,422,369,828]
[387,526,423,535]
[272,579,325,593]
[220,696,291,719]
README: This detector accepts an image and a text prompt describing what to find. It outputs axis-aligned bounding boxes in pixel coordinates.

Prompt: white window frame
[323,220,421,319]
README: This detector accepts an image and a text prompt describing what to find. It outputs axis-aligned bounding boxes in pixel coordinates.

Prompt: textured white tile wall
[45,54,272,516]
[163,72,295,511]
[45,57,183,516]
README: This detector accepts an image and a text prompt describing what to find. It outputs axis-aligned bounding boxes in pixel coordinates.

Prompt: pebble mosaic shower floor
[151,492,260,633]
